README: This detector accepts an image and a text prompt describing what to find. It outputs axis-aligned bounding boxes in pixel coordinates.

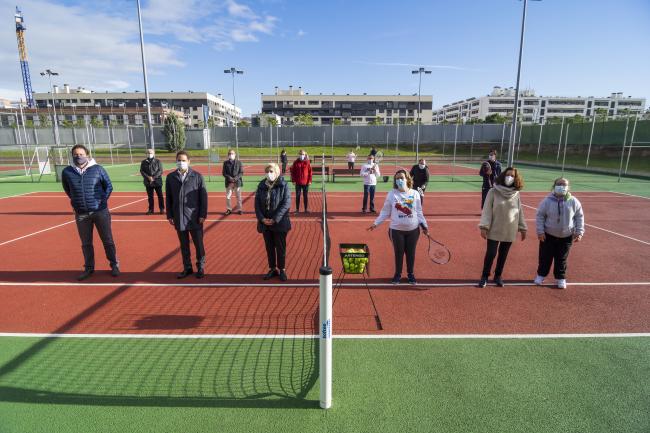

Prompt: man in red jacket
[289,149,313,213]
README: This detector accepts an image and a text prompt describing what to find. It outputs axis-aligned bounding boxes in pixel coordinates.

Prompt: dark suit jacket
[165,168,208,231]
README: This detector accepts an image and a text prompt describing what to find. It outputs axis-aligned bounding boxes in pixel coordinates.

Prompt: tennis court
[0,166,649,433]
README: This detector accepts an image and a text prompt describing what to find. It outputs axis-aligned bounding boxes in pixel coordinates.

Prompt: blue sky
[1,0,649,116]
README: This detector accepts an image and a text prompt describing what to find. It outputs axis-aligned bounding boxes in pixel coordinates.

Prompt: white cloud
[297,29,306,37]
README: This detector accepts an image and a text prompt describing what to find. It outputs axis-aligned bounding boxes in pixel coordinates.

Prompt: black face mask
[73,156,88,166]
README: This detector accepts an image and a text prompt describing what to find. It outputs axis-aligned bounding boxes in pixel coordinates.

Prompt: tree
[208,117,216,127]
[163,112,186,152]
[38,115,51,128]
[25,119,35,128]
[332,118,343,126]
[265,116,279,127]
[90,117,103,128]
[74,118,86,128]
[61,120,74,128]
[466,118,484,124]
[237,119,250,127]
[294,113,313,126]
[367,116,383,126]
[484,113,509,124]
[595,108,608,122]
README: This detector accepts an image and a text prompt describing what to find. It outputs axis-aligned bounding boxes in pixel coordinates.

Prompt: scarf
[493,184,519,199]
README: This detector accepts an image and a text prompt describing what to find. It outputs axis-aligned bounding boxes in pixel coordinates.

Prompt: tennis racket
[375,150,384,163]
[422,231,451,265]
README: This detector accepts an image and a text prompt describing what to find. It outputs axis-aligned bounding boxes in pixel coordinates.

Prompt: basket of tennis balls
[340,243,370,275]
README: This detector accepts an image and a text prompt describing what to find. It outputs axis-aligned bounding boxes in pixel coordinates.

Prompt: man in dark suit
[140,148,164,215]
[166,151,208,279]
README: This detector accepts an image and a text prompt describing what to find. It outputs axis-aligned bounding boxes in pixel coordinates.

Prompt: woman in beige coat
[478,167,527,287]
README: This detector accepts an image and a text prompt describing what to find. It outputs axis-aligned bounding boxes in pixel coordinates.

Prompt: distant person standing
[289,149,312,213]
[409,158,430,204]
[61,144,119,281]
[222,148,243,215]
[360,154,380,213]
[166,151,208,279]
[140,148,164,215]
[280,149,288,175]
[347,150,357,170]
[369,146,378,157]
[479,149,502,208]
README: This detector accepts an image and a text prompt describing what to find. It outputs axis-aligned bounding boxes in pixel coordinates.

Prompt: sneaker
[477,278,487,288]
[407,274,417,285]
[534,275,544,285]
[279,270,288,282]
[195,269,205,279]
[177,268,193,279]
[77,268,94,281]
[557,279,567,289]
[110,265,120,277]
[391,274,401,284]
[224,209,232,216]
[264,269,279,280]
[494,277,504,287]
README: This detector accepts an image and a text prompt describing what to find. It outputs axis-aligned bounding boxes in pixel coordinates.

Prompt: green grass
[0,337,647,433]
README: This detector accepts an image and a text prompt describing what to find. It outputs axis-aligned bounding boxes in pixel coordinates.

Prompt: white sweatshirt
[347,153,356,163]
[360,162,380,185]
[374,189,428,231]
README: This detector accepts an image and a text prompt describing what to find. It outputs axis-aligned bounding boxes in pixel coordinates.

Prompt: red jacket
[290,158,313,185]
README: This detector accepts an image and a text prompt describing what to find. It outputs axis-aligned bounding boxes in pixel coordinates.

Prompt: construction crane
[15,6,34,107]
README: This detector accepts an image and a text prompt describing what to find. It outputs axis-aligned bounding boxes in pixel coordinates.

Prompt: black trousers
[75,208,118,270]
[146,184,164,211]
[389,228,420,275]
[295,184,309,211]
[263,230,287,270]
[481,239,512,278]
[481,187,490,209]
[347,162,355,170]
[363,185,376,211]
[281,162,287,174]
[177,228,205,270]
[537,233,573,279]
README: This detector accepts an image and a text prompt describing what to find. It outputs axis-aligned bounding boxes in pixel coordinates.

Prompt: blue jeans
[363,185,376,211]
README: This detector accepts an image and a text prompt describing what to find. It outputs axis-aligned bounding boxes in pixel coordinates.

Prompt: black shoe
[477,278,488,288]
[407,273,417,285]
[264,269,279,280]
[361,209,366,214]
[146,210,153,215]
[293,209,300,214]
[494,277,504,287]
[370,209,377,214]
[279,270,288,281]
[195,269,205,279]
[303,209,309,214]
[110,265,120,277]
[391,274,401,284]
[177,268,193,279]
[225,209,232,216]
[77,269,94,281]
[237,210,243,215]
[159,209,165,215]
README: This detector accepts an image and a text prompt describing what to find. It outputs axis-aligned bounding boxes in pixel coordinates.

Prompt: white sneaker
[557,279,567,289]
[534,275,544,285]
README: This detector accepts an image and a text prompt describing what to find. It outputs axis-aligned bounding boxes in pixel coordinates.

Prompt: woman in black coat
[255,162,292,281]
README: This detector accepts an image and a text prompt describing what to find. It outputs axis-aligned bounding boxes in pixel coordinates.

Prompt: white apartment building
[31,85,241,128]
[261,87,433,126]
[432,86,646,124]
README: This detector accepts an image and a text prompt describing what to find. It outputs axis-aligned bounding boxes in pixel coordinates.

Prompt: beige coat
[479,185,527,242]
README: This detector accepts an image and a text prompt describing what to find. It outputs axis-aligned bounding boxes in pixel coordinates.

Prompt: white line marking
[0,197,147,247]
[522,203,650,246]
[612,191,650,201]
[0,191,37,200]
[0,281,648,288]
[0,332,648,340]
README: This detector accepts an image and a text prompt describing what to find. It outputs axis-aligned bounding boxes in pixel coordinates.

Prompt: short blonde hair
[265,162,280,177]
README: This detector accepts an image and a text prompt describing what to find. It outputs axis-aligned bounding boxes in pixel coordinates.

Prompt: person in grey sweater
[534,178,584,289]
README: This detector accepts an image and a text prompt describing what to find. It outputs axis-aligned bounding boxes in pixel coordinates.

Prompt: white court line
[0,191,36,200]
[107,218,538,223]
[521,203,650,246]
[0,332,648,340]
[1,281,649,288]
[0,197,147,247]
[612,191,650,201]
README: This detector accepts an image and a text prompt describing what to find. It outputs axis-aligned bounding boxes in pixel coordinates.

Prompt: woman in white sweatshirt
[369,170,429,284]
[478,167,527,288]
[534,177,584,289]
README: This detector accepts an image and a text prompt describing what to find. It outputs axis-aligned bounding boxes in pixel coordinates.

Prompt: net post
[319,265,333,409]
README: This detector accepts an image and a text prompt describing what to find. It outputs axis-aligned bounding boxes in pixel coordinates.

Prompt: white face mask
[147,153,154,159]
[504,175,515,186]
[489,155,496,161]
[228,154,235,160]
[299,155,306,161]
[396,178,406,190]
[418,164,425,169]
[367,160,374,165]
[554,185,568,195]
[266,172,277,182]
[177,161,189,171]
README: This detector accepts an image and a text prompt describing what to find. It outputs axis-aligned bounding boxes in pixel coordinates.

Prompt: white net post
[319,265,332,409]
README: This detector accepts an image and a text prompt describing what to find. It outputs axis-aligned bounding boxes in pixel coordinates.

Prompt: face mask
[554,185,568,195]
[367,160,373,165]
[396,179,406,189]
[418,164,425,170]
[504,176,515,186]
[228,154,235,160]
[299,155,306,161]
[266,172,277,182]
[489,155,496,161]
[177,161,189,171]
[73,155,88,166]
[147,154,154,159]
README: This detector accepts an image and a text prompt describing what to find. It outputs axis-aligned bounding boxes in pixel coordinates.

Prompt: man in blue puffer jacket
[62,144,120,281]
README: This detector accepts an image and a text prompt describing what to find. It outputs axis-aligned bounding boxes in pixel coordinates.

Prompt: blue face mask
[73,155,88,166]
[396,179,406,189]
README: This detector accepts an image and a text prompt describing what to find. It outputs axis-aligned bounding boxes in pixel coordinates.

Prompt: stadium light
[224,67,244,153]
[411,67,431,161]
[40,69,60,146]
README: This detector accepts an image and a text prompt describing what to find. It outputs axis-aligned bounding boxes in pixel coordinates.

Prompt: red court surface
[0,191,649,336]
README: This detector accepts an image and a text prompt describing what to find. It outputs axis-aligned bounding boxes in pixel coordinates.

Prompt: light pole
[507,0,540,168]
[40,69,60,145]
[411,67,431,162]
[224,67,244,154]
[136,0,155,149]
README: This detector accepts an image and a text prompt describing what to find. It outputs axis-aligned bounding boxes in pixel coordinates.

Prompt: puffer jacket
[255,176,292,233]
[290,158,312,186]
[62,161,113,213]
